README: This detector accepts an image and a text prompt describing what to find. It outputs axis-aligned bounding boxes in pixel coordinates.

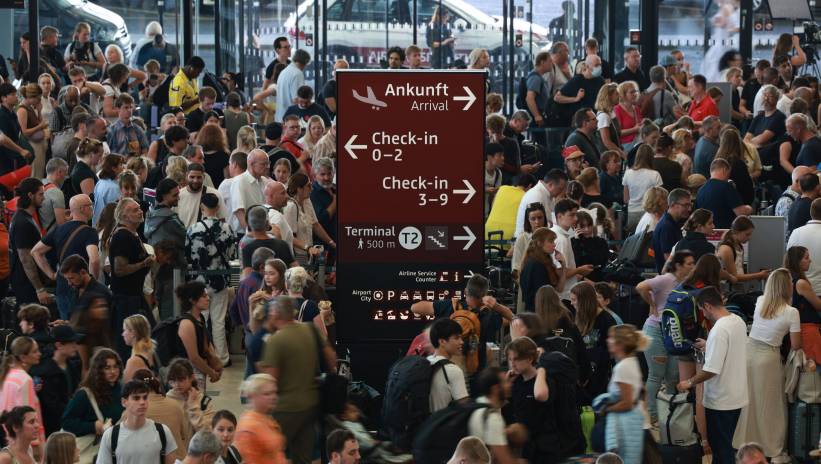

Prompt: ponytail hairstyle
[662,250,695,275]
[0,406,35,440]
[683,208,713,233]
[76,137,103,161]
[522,228,560,285]
[286,172,310,197]
[759,268,793,320]
[124,314,154,357]
[0,337,36,383]
[131,368,164,394]
[719,215,754,254]
[785,246,809,281]
[572,282,600,336]
[639,119,659,141]
[607,324,651,356]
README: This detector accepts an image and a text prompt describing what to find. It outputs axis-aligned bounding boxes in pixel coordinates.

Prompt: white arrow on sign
[453,86,476,111]
[463,270,476,280]
[344,134,367,160]
[453,226,477,251]
[453,180,476,204]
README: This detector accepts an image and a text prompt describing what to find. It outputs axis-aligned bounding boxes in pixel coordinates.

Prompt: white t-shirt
[597,111,613,130]
[218,178,240,233]
[635,212,658,235]
[608,356,643,402]
[622,168,663,212]
[96,419,177,464]
[468,397,508,446]
[748,296,800,347]
[268,207,294,254]
[426,355,468,413]
[702,314,749,410]
[551,224,576,299]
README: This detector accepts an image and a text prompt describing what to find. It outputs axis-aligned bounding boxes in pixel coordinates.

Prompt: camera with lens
[801,22,821,44]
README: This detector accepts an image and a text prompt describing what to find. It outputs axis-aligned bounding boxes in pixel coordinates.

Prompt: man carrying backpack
[427,318,470,413]
[412,274,513,377]
[96,379,178,464]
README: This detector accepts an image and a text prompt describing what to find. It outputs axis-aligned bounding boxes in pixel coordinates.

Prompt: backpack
[656,388,699,446]
[4,182,57,227]
[660,285,701,355]
[638,87,663,122]
[381,356,452,451]
[450,299,481,376]
[51,128,75,161]
[411,402,489,464]
[151,314,193,365]
[152,74,173,109]
[202,72,227,102]
[110,421,166,464]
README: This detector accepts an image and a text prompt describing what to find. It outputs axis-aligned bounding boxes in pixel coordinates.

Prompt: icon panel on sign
[425,226,448,250]
[399,291,409,301]
[373,290,384,301]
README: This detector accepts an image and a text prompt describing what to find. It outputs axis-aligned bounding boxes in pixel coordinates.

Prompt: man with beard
[10,178,48,305]
[310,158,337,254]
[145,178,187,320]
[177,163,228,228]
[52,86,92,133]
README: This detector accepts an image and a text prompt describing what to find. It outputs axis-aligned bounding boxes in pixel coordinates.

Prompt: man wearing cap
[30,323,83,436]
[564,108,601,167]
[562,145,586,180]
[260,122,299,175]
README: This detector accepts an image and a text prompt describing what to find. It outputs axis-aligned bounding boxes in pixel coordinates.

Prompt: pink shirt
[0,368,45,443]
[643,273,680,325]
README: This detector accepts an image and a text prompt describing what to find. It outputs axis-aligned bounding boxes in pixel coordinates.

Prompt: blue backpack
[660,285,701,355]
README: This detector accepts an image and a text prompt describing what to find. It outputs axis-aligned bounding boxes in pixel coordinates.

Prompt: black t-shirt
[580,193,612,209]
[241,238,295,268]
[511,374,557,462]
[741,79,761,110]
[75,278,113,317]
[9,210,43,302]
[748,110,786,140]
[695,178,743,229]
[282,103,332,128]
[186,108,224,134]
[109,228,150,296]
[320,79,337,118]
[265,58,291,81]
[70,161,98,197]
[41,221,99,295]
[788,197,813,235]
[614,66,650,91]
[652,157,683,191]
[559,76,604,123]
[796,137,821,168]
[0,105,23,173]
[204,150,230,187]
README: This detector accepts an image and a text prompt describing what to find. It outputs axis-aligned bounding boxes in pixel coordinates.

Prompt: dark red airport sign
[336,70,485,341]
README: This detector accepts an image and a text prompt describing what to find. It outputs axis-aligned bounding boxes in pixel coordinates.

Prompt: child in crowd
[594,282,624,325]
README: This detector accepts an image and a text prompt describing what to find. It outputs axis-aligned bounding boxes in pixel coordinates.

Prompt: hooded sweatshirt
[144,204,186,267]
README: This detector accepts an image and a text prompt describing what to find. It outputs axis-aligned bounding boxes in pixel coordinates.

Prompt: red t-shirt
[688,95,719,122]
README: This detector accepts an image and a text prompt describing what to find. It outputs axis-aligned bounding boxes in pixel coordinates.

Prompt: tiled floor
[206,354,246,414]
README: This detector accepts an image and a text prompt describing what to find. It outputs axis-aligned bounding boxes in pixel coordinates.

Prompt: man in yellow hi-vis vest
[169,56,205,114]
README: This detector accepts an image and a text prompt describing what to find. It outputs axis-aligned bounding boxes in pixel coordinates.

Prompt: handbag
[798,367,821,404]
[308,324,348,415]
[65,387,110,464]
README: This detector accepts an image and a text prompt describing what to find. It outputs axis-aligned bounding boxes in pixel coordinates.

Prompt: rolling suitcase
[789,400,821,460]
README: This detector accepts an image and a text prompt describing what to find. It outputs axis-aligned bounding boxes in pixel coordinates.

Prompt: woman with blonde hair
[594,83,624,157]
[635,186,668,234]
[37,74,57,130]
[622,144,662,232]
[614,81,642,148]
[16,83,48,178]
[732,268,800,461]
[603,324,650,464]
[165,155,188,187]
[44,431,76,464]
[63,22,105,78]
[196,124,231,187]
[235,374,286,464]
[671,128,694,179]
[235,126,258,154]
[298,115,326,153]
[121,314,157,382]
[0,337,44,445]
[519,227,567,312]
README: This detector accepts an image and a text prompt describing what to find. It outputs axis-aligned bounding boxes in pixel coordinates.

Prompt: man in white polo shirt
[515,169,568,237]
[787,198,821,294]
[230,149,270,234]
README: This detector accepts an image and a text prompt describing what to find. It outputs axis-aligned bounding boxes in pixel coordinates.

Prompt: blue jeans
[706,408,741,464]
[643,320,679,421]
[56,291,76,321]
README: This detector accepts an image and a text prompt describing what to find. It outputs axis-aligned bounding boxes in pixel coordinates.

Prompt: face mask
[591,66,602,78]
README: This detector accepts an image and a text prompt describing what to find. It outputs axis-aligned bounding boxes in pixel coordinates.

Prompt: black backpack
[412,402,490,464]
[202,72,227,102]
[152,74,174,109]
[381,356,451,451]
[110,421,166,464]
[151,314,193,365]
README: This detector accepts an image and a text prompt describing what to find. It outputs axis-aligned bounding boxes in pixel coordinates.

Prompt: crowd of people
[0,11,820,464]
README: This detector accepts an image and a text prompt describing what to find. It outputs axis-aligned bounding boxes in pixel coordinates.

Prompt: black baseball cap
[51,325,83,343]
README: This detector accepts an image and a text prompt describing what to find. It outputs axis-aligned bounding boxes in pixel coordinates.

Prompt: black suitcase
[659,443,702,464]
[789,400,821,460]
[1,297,16,330]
